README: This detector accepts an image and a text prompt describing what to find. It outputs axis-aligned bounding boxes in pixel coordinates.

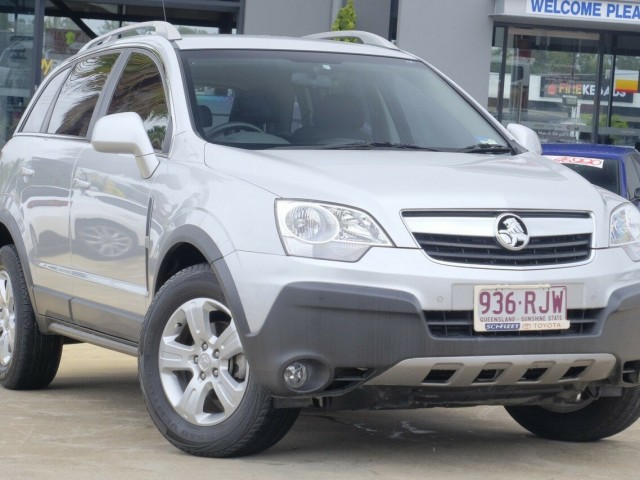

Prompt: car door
[15,53,119,322]
[14,135,76,322]
[69,51,170,341]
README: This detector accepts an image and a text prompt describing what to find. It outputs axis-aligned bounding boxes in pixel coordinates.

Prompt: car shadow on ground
[41,370,640,466]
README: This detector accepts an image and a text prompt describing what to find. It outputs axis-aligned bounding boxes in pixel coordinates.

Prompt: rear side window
[21,68,68,133]
[47,53,119,137]
[107,52,169,151]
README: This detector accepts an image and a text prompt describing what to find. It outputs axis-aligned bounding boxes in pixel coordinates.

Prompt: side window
[21,68,68,133]
[107,52,169,151]
[626,154,640,199]
[47,53,119,137]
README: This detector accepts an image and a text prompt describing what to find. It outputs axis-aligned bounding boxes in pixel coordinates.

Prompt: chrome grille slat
[415,233,591,266]
[423,249,587,261]
[402,211,592,219]
[403,211,593,267]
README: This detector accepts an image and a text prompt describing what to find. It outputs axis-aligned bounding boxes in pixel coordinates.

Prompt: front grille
[414,232,591,267]
[425,309,600,338]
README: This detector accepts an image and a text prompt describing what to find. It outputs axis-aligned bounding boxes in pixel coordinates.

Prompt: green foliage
[97,20,122,35]
[581,112,629,129]
[177,26,211,35]
[528,51,599,76]
[332,0,357,40]
[44,16,77,30]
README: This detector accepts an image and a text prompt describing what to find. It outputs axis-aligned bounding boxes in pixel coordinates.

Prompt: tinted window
[181,50,508,150]
[21,68,68,133]
[47,53,119,137]
[107,52,169,151]
[196,88,235,129]
[626,154,640,199]
[563,159,621,195]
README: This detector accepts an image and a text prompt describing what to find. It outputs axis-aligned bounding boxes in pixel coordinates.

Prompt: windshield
[181,49,510,151]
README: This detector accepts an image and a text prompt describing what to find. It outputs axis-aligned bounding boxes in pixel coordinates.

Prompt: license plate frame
[473,285,568,333]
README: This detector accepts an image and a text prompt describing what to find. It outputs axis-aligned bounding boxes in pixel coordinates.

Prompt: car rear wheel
[138,263,299,457]
[0,244,63,390]
[505,386,640,441]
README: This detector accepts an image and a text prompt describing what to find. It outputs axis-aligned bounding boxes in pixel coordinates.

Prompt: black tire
[505,387,640,442]
[0,244,63,390]
[138,263,299,457]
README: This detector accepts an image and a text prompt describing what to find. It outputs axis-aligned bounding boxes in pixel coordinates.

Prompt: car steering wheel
[207,121,264,140]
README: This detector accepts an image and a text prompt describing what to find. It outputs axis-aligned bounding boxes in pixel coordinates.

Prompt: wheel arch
[0,209,35,303]
[151,225,250,336]
[152,225,219,295]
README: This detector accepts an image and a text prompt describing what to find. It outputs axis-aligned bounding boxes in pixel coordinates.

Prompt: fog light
[284,362,308,390]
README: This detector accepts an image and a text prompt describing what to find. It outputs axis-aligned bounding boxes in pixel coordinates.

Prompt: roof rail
[304,30,397,49]
[79,21,181,54]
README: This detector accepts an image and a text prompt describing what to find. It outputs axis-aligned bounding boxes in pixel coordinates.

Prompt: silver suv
[1,22,640,457]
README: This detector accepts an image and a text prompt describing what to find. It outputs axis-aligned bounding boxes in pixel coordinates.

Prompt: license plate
[473,285,568,332]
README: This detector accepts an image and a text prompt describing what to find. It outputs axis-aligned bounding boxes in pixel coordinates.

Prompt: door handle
[73,177,92,190]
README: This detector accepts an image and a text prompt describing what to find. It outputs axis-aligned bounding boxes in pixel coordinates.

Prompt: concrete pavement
[1,343,639,480]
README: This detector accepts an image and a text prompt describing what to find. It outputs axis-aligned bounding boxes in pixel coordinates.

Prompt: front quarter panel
[148,154,283,296]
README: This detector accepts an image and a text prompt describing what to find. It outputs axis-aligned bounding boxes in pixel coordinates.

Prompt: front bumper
[219,247,640,398]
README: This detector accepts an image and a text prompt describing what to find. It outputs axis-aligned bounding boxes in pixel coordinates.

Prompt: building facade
[2,0,640,146]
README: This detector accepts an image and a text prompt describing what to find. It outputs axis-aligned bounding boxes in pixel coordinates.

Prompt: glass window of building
[598,34,640,146]
[491,26,640,146]
[491,27,600,143]
[42,16,89,80]
[0,2,35,144]
[0,0,239,149]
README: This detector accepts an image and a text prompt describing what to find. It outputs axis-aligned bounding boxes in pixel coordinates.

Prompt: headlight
[276,200,393,261]
[610,203,640,261]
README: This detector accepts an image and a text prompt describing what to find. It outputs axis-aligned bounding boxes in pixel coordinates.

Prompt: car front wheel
[138,263,299,457]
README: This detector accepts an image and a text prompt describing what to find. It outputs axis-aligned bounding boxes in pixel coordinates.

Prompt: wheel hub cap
[158,298,248,426]
[198,353,212,371]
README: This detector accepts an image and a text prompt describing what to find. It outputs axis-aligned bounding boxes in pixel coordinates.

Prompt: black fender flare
[151,225,251,338]
[0,209,35,305]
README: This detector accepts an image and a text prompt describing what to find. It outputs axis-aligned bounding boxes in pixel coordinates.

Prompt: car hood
[205,146,618,247]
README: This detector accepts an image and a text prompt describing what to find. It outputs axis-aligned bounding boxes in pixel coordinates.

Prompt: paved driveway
[1,343,639,480]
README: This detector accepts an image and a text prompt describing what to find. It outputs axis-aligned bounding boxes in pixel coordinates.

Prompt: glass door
[0,4,36,146]
[597,34,640,146]
[491,27,601,143]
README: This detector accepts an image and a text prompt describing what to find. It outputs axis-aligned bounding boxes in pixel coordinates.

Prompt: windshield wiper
[317,141,440,151]
[456,143,514,154]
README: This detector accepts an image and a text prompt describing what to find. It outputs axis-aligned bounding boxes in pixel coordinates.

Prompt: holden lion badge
[495,213,529,251]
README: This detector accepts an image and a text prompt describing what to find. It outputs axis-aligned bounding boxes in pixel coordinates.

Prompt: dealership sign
[540,75,635,103]
[527,0,640,22]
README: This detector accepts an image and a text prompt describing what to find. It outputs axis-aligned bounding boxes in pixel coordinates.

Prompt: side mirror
[506,123,542,155]
[91,112,159,178]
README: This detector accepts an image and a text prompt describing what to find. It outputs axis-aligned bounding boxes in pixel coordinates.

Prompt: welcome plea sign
[527,0,640,22]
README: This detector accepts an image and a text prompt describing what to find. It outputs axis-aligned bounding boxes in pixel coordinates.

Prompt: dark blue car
[542,143,640,202]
